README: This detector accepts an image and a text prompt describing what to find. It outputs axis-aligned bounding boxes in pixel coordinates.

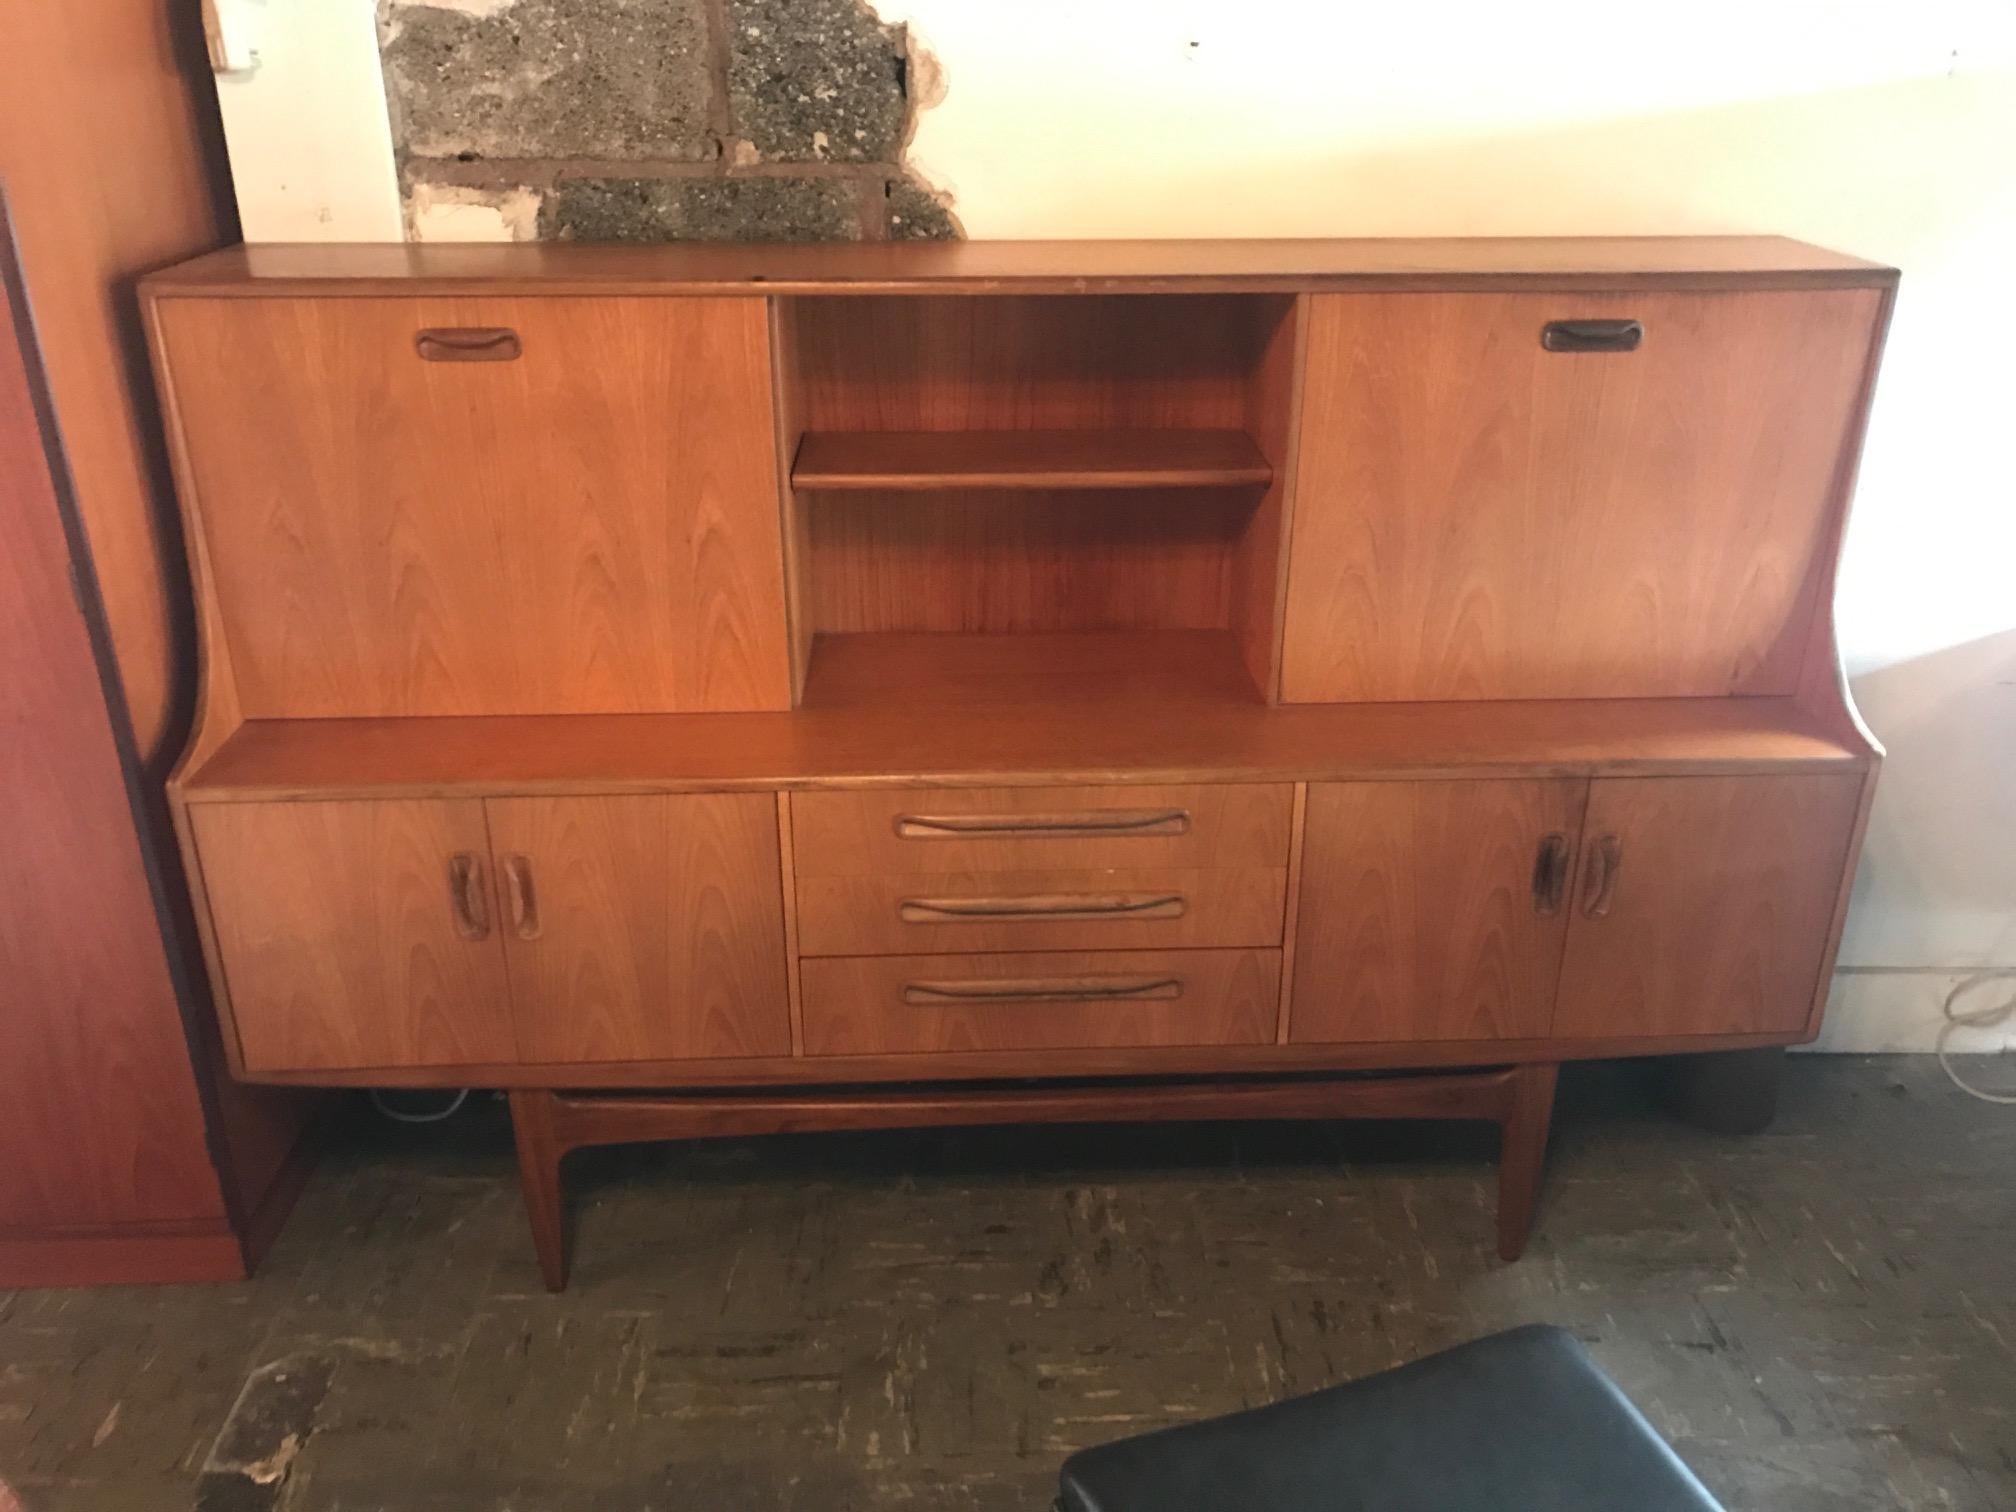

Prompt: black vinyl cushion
[1057,1324,1725,1512]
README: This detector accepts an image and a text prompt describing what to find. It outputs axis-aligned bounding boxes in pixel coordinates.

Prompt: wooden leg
[1496,1061,1559,1262]
[508,1089,570,1292]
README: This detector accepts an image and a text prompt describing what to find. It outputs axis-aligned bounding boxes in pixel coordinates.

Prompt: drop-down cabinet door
[1280,289,1883,702]
[1551,774,1864,1040]
[484,794,792,1065]
[1290,779,1588,1043]
[192,800,518,1073]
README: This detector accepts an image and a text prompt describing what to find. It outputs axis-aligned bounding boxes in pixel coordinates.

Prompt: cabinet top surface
[145,236,1895,297]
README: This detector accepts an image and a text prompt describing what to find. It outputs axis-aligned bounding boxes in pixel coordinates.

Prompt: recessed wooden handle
[501,853,542,940]
[902,974,1184,1006]
[1532,832,1571,916]
[894,808,1191,839]
[1580,833,1623,918]
[1542,319,1643,354]
[447,853,491,941]
[415,327,522,362]
[897,891,1187,923]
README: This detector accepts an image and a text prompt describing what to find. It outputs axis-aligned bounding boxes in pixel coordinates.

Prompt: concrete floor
[2,1056,2012,1510]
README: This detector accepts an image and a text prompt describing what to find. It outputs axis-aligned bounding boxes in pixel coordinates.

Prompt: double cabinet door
[191,794,790,1074]
[1290,773,1864,1045]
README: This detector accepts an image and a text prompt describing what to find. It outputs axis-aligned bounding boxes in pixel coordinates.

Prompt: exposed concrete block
[406,181,544,241]
[725,0,908,163]
[886,180,957,241]
[380,0,714,161]
[540,177,863,242]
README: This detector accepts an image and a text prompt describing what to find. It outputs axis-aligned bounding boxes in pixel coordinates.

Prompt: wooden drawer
[801,949,1280,1055]
[796,866,1287,956]
[791,783,1294,876]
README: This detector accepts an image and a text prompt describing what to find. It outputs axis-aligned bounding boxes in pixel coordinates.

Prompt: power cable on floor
[1936,969,2016,1105]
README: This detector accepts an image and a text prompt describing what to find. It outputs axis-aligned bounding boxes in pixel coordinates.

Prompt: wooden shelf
[791,429,1273,492]
[181,631,1868,802]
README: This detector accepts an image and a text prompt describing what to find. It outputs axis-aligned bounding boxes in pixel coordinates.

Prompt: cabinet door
[484,794,791,1064]
[191,800,516,1073]
[156,296,791,718]
[1552,774,1863,1039]
[1290,779,1586,1043]
[1280,289,1882,702]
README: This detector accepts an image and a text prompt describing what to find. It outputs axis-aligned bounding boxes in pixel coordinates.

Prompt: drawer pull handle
[1580,834,1624,918]
[1532,832,1571,916]
[1541,318,1642,354]
[903,975,1184,1006]
[415,327,522,362]
[447,853,491,941]
[502,853,542,940]
[894,808,1191,839]
[898,891,1187,923]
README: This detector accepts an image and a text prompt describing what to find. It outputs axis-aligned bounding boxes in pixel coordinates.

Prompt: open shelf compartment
[791,428,1274,492]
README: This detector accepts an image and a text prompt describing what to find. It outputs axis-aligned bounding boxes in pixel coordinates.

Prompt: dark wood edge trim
[1275,781,1307,1044]
[139,270,1901,300]
[227,1026,1805,1089]
[541,1065,1526,1152]
[172,750,1874,805]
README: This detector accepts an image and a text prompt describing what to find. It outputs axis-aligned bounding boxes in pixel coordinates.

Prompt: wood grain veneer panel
[1281,289,1884,701]
[1290,779,1586,1044]
[180,692,1866,800]
[805,492,1247,634]
[800,949,1279,1055]
[786,295,1277,432]
[156,295,790,717]
[1551,774,1864,1039]
[485,794,791,1064]
[796,865,1287,956]
[791,782,1293,876]
[143,237,1896,299]
[0,257,229,1231]
[191,800,516,1072]
[792,428,1272,490]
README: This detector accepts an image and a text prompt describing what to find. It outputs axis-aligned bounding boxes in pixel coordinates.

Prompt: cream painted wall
[211,1,2016,1049]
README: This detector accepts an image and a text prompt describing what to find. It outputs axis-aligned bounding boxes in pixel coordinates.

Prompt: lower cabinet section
[1290,778,1583,1043]
[484,794,790,1063]
[800,949,1281,1055]
[1550,773,1864,1039]
[192,799,518,1073]
[1289,772,1864,1046]
[193,794,790,1074]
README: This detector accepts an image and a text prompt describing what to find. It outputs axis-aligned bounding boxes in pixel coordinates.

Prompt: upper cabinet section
[1280,289,1885,703]
[153,295,792,718]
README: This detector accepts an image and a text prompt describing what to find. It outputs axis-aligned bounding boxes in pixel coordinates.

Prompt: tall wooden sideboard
[141,238,1894,1287]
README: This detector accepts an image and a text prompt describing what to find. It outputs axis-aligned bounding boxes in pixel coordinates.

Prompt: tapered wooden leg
[1496,1061,1559,1261]
[508,1089,570,1291]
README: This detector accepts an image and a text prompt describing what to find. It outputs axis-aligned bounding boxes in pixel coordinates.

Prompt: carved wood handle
[902,975,1184,1006]
[501,853,542,940]
[447,853,491,941]
[1580,833,1624,918]
[893,808,1191,839]
[415,327,522,362]
[897,891,1187,923]
[1541,318,1643,354]
[1532,832,1571,916]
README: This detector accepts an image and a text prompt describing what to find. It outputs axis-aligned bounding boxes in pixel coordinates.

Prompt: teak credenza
[142,238,1894,1288]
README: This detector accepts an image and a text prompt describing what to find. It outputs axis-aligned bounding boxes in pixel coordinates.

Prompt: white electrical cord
[368,1088,472,1124]
[1935,969,2016,1105]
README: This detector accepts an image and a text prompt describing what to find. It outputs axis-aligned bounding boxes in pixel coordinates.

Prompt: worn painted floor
[2,1056,2013,1510]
